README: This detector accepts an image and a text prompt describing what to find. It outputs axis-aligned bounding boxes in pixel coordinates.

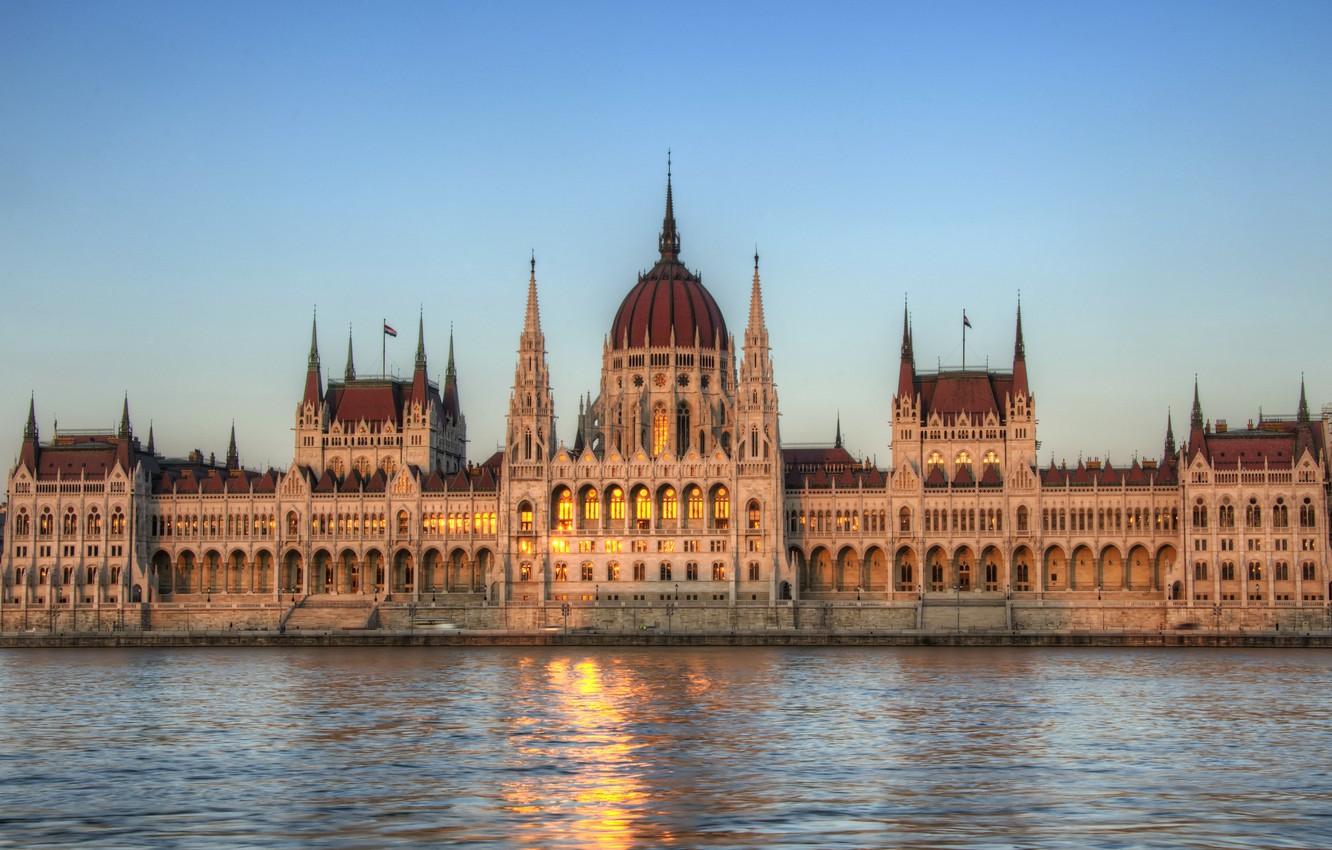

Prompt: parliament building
[4,173,1329,633]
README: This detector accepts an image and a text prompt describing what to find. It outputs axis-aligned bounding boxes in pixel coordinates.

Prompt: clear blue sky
[2,1,1329,472]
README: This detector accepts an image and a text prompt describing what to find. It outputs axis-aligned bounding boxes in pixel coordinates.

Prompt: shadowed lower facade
[4,173,1330,632]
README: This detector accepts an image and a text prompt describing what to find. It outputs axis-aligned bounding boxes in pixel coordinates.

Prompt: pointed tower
[506,254,556,470]
[834,413,843,450]
[344,327,356,382]
[19,395,39,470]
[226,422,239,470]
[737,250,780,462]
[295,310,329,469]
[1298,376,1310,424]
[437,327,467,473]
[735,249,786,602]
[1188,377,1209,463]
[890,301,922,470]
[146,421,156,456]
[1163,410,1176,460]
[1004,298,1037,470]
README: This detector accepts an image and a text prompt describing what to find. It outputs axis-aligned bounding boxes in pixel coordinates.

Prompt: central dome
[608,171,728,350]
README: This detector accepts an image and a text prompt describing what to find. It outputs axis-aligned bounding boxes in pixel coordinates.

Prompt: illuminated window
[927,451,944,472]
[748,500,761,530]
[652,403,669,456]
[635,488,651,530]
[662,487,678,520]
[713,487,730,530]
[983,450,1000,471]
[609,488,625,521]
[687,486,704,520]
[606,562,620,581]
[519,502,533,532]
[586,563,599,581]
[554,563,568,581]
[520,563,532,582]
[899,507,911,533]
[555,488,573,531]
[583,489,600,521]
[659,562,672,580]
[712,562,726,581]
[955,450,971,472]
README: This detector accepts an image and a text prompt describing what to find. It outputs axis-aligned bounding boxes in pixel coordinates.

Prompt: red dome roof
[609,167,728,350]
[610,260,727,350]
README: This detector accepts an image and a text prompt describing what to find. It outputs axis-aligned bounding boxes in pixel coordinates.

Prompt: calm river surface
[1,647,1330,848]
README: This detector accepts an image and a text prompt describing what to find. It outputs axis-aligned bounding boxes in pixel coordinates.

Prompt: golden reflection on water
[502,655,653,850]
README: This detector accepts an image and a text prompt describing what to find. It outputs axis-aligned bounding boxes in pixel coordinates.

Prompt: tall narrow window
[555,488,573,531]
[652,403,669,456]
[583,489,600,522]
[635,488,651,530]
[609,487,625,522]
[687,486,704,521]
[662,487,678,521]
[713,487,730,530]
[676,403,690,456]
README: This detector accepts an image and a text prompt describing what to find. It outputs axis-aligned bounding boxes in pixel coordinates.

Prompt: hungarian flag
[383,323,398,337]
[963,312,972,329]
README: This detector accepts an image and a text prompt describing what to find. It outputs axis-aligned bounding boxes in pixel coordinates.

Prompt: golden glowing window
[551,539,569,553]
[519,539,534,554]
[714,487,730,530]
[927,451,944,471]
[583,490,600,521]
[983,450,1000,470]
[609,487,625,520]
[662,487,678,520]
[955,450,971,470]
[519,502,533,532]
[652,404,669,455]
[556,488,573,531]
[554,563,568,581]
[687,486,704,520]
[635,488,651,529]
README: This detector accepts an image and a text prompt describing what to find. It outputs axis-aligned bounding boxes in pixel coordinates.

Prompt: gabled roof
[913,369,1014,422]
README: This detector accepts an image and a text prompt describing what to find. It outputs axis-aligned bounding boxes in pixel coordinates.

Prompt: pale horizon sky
[2,1,1330,474]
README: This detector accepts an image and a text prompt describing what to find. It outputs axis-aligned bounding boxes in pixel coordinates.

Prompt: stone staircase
[283,598,376,631]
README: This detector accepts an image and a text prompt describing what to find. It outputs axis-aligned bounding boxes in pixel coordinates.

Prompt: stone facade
[3,173,1330,632]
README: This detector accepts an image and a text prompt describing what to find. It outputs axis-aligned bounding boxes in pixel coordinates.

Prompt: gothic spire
[308,309,320,371]
[1014,298,1026,361]
[146,421,155,455]
[24,393,37,441]
[747,250,766,333]
[1012,299,1029,398]
[344,325,356,382]
[1298,375,1310,423]
[442,326,462,424]
[897,299,916,400]
[226,422,238,470]
[1164,409,1176,459]
[835,412,843,450]
[414,309,427,371]
[658,153,680,261]
[119,394,131,439]
[523,252,543,339]
[1190,377,1204,430]
[900,299,913,363]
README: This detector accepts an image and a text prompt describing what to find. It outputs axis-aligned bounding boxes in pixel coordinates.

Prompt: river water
[1,647,1329,848]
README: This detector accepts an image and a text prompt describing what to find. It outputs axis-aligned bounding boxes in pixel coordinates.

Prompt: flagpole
[962,310,966,370]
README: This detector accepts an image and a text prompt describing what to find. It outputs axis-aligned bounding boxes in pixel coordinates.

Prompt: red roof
[913,370,1015,422]
[610,259,727,350]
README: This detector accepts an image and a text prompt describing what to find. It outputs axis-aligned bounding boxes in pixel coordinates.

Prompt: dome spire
[658,151,680,261]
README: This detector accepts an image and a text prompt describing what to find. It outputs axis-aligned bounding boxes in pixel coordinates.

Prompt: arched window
[634,488,651,530]
[607,562,621,581]
[661,487,678,521]
[955,450,972,473]
[1273,499,1289,528]
[983,450,1000,471]
[1193,499,1208,528]
[62,508,77,536]
[713,487,730,530]
[899,507,912,533]
[519,563,532,582]
[1194,561,1208,580]
[609,487,626,522]
[15,508,30,537]
[287,511,300,536]
[518,502,533,532]
[748,500,761,530]
[1300,498,1316,528]
[652,403,669,456]
[86,508,101,536]
[1302,561,1317,581]
[749,426,759,459]
[659,561,672,581]
[583,489,600,522]
[555,488,573,531]
[1245,498,1261,529]
[39,508,53,537]
[676,403,691,456]
[1247,561,1263,581]
[686,486,704,521]
[1016,506,1029,532]
[397,510,410,535]
[927,451,944,472]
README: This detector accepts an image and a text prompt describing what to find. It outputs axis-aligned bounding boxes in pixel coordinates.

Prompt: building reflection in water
[500,655,664,849]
